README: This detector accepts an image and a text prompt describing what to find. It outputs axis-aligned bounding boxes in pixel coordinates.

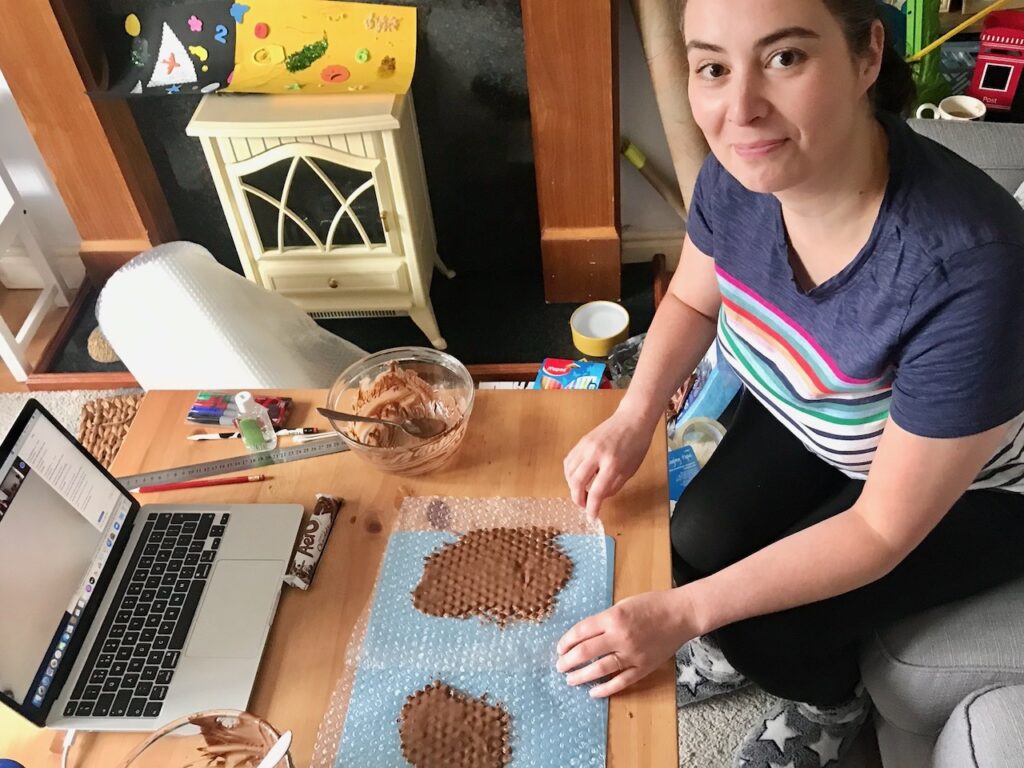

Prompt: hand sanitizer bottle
[234,392,278,452]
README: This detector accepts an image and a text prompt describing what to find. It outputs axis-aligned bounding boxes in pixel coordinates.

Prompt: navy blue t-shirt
[688,112,1024,489]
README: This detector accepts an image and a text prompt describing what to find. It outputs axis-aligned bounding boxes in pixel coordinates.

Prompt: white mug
[916,95,986,121]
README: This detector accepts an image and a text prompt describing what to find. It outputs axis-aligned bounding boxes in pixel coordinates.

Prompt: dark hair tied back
[822,0,916,114]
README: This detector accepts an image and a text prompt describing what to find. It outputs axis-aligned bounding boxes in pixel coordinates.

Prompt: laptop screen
[0,404,136,723]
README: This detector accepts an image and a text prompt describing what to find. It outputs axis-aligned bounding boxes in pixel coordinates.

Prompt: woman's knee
[712,616,861,703]
[712,619,776,681]
[671,493,752,576]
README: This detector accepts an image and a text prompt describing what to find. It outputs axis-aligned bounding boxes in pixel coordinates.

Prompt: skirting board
[0,246,86,290]
[621,228,684,269]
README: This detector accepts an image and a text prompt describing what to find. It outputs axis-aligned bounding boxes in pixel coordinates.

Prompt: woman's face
[684,0,883,194]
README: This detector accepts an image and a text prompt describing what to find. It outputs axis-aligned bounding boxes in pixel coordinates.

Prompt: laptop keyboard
[63,511,230,719]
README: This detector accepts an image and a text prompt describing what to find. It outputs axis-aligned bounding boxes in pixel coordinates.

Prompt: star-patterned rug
[678,687,879,767]
[678,685,780,766]
[739,702,852,767]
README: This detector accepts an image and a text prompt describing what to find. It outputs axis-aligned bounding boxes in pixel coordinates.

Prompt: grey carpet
[0,389,143,438]
[677,681,878,767]
[678,686,779,767]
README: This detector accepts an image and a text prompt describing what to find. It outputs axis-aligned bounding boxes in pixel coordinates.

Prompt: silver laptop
[0,399,303,731]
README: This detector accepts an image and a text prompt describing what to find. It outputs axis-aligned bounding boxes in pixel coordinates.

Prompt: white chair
[0,162,71,381]
[96,242,367,389]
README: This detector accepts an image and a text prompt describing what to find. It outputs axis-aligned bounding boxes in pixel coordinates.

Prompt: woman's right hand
[563,408,655,521]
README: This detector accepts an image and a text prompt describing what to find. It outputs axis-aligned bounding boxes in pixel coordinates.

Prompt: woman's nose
[726,73,770,126]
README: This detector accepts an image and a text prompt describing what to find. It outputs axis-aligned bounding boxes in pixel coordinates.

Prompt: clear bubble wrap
[311,497,613,767]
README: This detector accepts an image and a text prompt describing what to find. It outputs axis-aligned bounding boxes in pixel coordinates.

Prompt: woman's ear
[862,18,886,88]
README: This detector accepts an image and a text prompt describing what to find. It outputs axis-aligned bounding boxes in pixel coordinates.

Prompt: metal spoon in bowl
[317,407,449,439]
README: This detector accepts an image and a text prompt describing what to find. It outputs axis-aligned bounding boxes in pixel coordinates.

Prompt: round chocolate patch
[412,527,573,626]
[399,681,511,768]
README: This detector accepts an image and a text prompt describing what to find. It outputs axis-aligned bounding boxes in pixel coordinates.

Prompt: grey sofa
[858,119,1024,768]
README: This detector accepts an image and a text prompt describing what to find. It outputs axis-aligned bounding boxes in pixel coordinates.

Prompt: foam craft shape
[107,0,236,96]
[147,22,199,88]
[106,0,416,96]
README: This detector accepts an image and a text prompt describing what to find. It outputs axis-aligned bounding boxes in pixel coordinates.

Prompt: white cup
[916,95,986,121]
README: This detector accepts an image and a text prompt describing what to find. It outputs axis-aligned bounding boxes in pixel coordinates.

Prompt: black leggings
[670,391,1024,705]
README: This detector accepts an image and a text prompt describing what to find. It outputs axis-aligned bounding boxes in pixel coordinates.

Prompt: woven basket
[78,394,143,468]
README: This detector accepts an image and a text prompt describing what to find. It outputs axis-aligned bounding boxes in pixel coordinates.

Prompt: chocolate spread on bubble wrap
[412,527,573,626]
[399,680,512,768]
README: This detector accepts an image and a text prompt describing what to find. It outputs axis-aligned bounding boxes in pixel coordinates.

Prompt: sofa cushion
[860,573,1024,735]
[932,685,1024,768]
[872,713,936,768]
[907,119,1024,195]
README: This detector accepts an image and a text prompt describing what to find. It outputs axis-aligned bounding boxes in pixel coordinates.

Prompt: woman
[557,0,1024,765]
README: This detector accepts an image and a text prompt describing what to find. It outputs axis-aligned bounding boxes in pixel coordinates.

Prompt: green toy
[903,0,951,107]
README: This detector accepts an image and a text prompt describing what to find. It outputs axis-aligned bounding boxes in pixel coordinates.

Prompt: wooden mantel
[522,0,621,302]
[0,0,176,284]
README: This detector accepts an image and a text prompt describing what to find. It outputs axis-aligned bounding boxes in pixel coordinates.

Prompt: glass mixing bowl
[326,347,475,476]
[115,709,293,767]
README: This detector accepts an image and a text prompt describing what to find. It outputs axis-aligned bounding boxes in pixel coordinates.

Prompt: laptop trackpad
[186,560,283,659]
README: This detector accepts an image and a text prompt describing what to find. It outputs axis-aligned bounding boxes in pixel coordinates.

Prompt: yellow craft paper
[227,0,416,94]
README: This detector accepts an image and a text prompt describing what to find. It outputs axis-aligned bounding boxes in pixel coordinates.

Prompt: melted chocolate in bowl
[329,356,472,475]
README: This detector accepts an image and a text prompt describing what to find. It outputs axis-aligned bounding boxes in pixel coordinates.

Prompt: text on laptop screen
[0,411,133,711]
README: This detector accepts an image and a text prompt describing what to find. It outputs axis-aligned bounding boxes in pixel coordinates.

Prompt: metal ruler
[116,436,349,490]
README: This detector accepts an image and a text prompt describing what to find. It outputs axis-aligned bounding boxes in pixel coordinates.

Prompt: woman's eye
[697,62,728,80]
[768,49,805,69]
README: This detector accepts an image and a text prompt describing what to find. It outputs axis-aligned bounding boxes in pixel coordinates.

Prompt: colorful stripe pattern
[716,266,893,475]
[716,265,1024,489]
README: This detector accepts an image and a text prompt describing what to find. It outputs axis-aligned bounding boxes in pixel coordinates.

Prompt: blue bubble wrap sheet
[311,497,613,768]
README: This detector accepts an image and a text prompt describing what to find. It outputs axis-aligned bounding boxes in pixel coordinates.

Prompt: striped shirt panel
[716,265,1024,490]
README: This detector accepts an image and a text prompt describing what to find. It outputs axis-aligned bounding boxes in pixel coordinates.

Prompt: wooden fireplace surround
[0,0,620,388]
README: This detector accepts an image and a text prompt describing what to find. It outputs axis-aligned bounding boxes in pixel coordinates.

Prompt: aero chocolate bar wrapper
[285,494,343,590]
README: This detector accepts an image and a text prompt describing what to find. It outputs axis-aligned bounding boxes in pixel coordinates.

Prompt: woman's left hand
[556,588,699,698]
